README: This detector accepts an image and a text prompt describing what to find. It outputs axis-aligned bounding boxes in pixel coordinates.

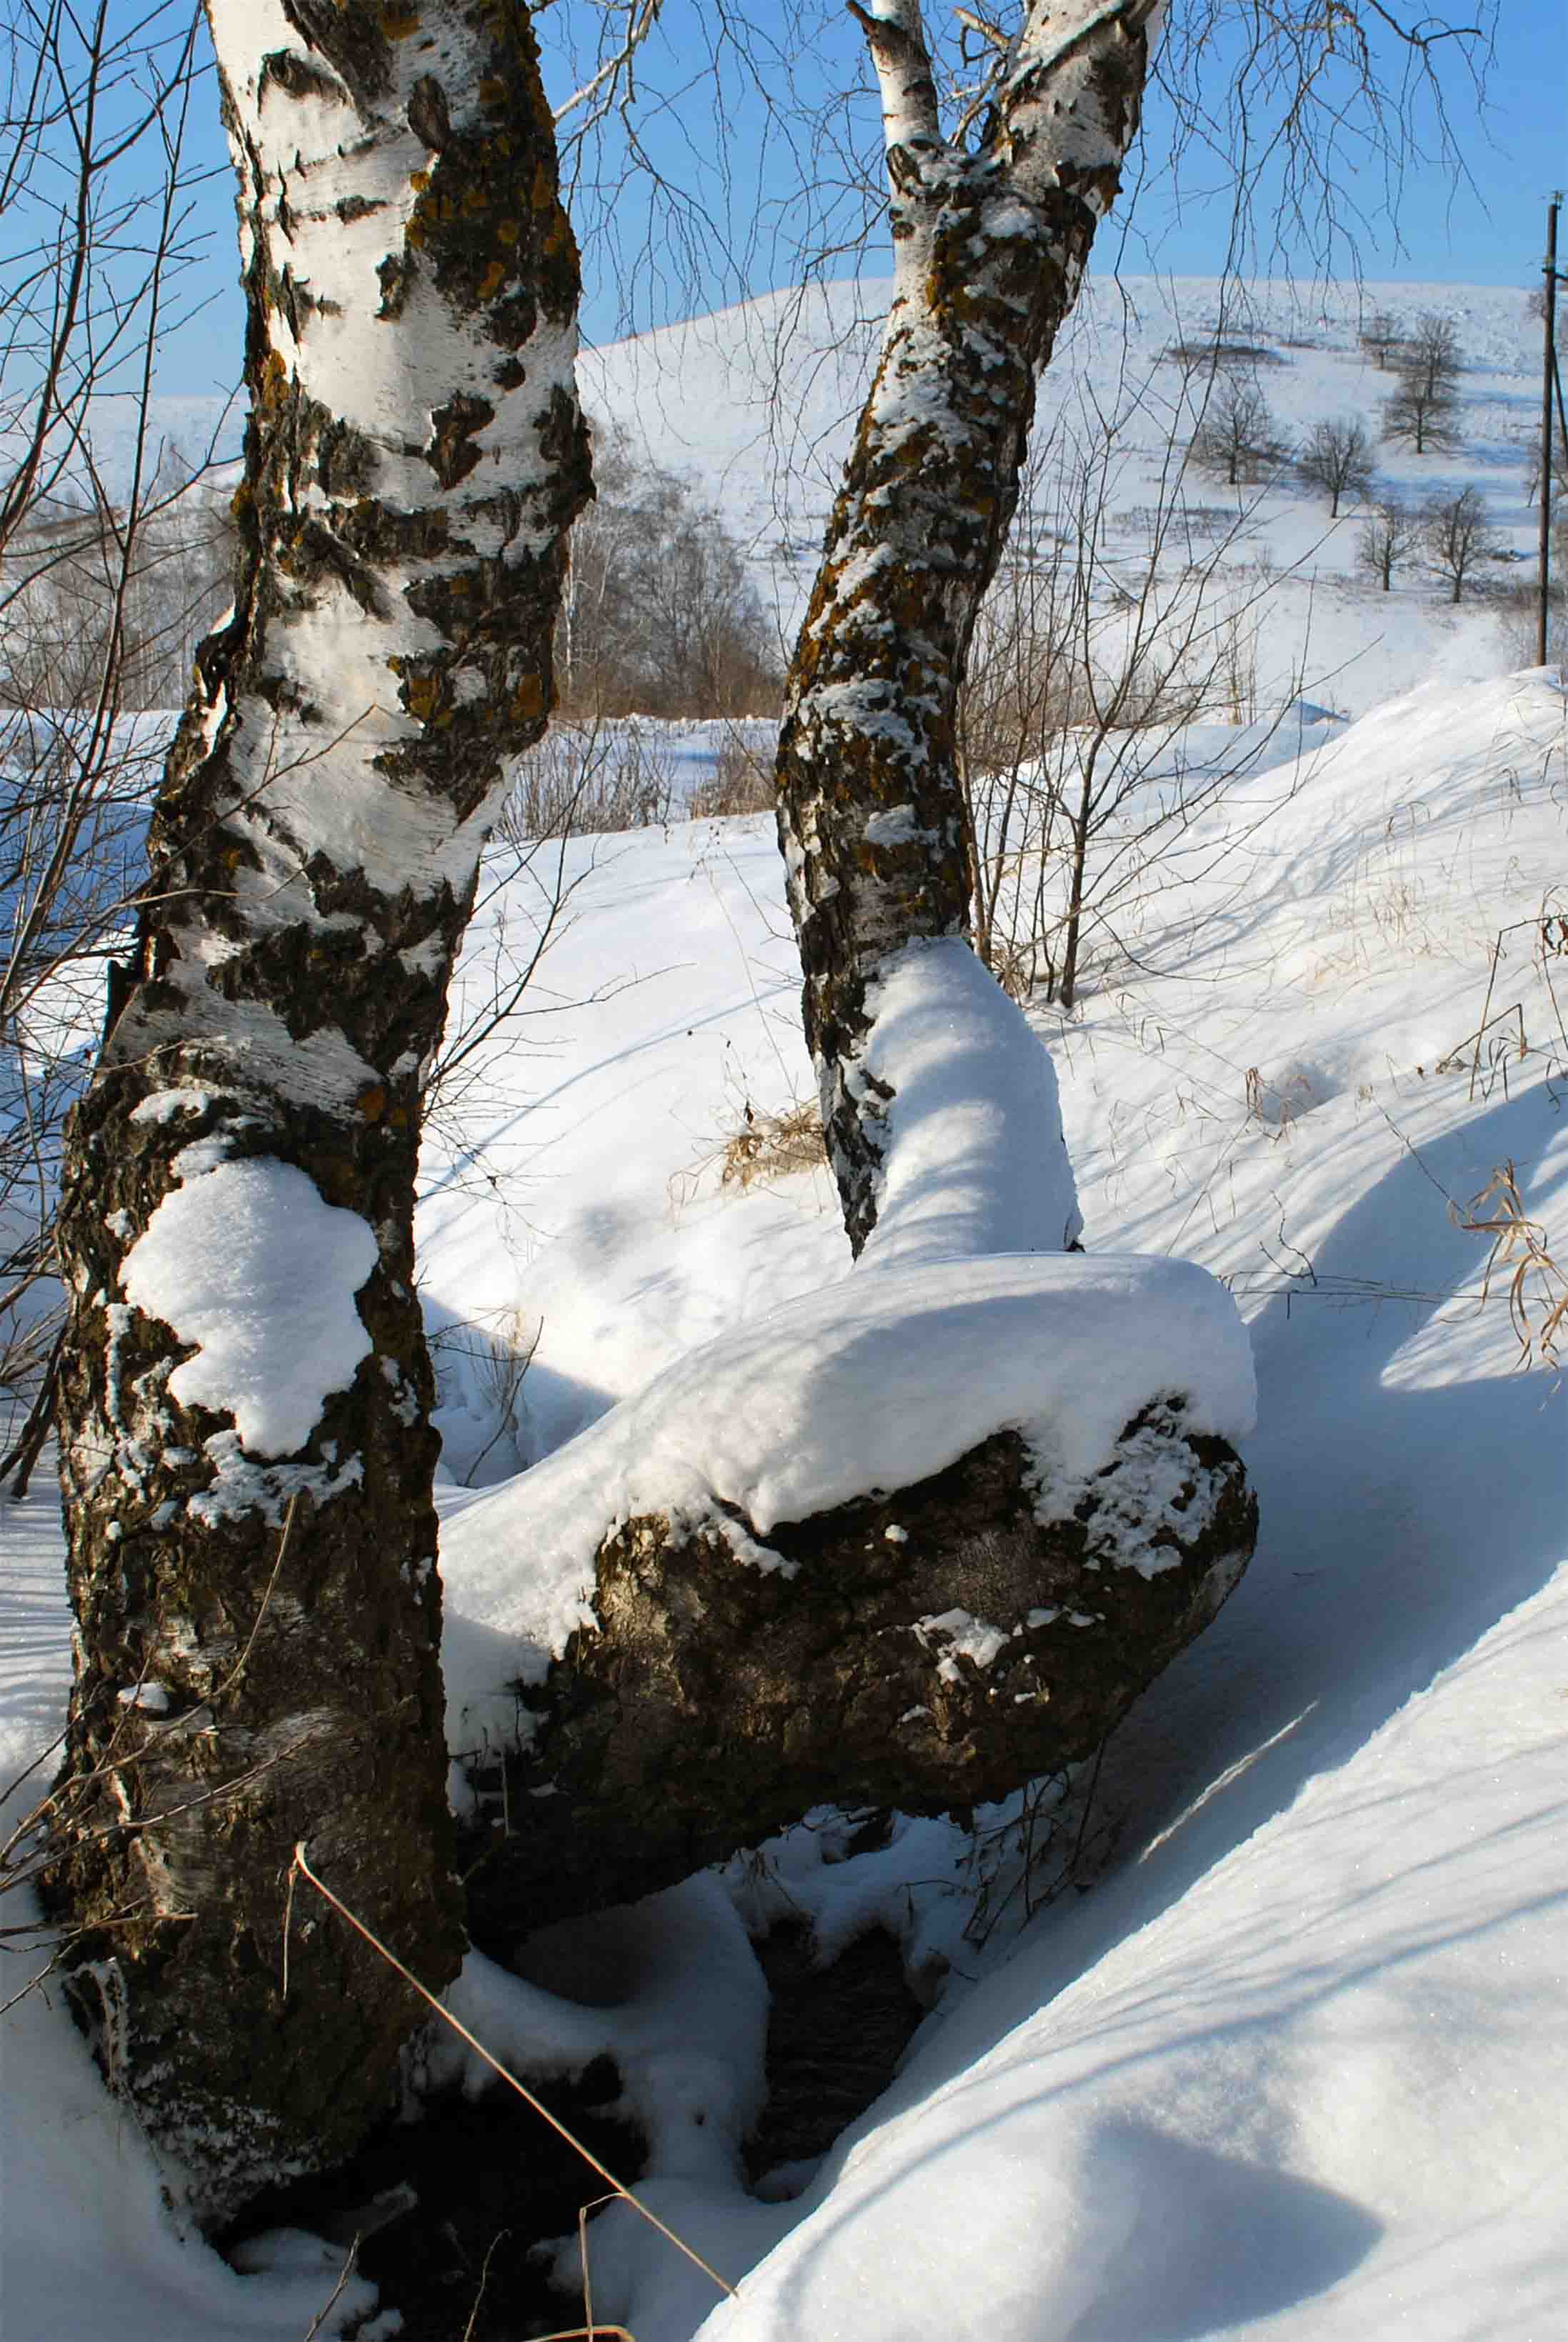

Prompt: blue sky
[156,1,1564,393]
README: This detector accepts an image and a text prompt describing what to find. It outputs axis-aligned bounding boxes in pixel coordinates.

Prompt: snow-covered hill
[4,657,1563,2341]
[581,274,1544,712]
[134,271,1545,718]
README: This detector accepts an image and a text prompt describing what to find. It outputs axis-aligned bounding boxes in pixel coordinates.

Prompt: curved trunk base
[467,1404,1257,1938]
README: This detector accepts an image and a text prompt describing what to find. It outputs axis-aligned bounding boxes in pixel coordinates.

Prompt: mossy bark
[468,1401,1256,1934]
[46,0,589,2223]
[776,0,1162,1251]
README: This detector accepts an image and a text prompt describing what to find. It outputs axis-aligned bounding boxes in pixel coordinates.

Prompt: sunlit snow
[2,271,1565,2342]
[119,1157,379,1457]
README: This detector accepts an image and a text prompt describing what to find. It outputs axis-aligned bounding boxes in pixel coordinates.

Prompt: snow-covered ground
[5,662,1562,2341]
[134,271,1544,718]
[2,267,1565,2341]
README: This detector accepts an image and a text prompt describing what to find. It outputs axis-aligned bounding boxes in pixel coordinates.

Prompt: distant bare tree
[558,427,780,717]
[1424,485,1495,603]
[1191,377,1288,489]
[1297,416,1377,516]
[1383,374,1461,455]
[1407,313,1463,395]
[1359,310,1405,371]
[1357,499,1422,592]
[1384,312,1462,454]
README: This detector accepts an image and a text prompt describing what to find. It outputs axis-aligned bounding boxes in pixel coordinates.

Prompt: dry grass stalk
[289,1846,738,2309]
[688,738,775,819]
[1452,1161,1567,1369]
[720,1099,827,1190]
[300,2240,361,2341]
[459,2227,511,2342]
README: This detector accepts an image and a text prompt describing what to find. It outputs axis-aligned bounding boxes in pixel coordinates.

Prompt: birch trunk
[776,0,1162,1253]
[46,0,589,2221]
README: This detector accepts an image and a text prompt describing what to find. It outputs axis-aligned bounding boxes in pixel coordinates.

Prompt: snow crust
[439,1249,1254,1751]
[119,1158,378,1457]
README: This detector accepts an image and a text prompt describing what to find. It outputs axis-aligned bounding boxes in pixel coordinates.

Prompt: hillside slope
[5,665,1561,2339]
[583,275,1544,711]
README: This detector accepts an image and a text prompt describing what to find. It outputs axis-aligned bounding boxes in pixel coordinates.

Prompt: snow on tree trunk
[46,0,589,2222]
[776,0,1164,1255]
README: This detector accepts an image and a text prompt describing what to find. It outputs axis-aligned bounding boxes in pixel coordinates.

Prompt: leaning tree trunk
[46,0,589,2223]
[449,0,1259,1947]
[774,0,1162,1252]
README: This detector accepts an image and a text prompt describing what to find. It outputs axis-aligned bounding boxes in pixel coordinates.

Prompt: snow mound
[858,937,1083,1265]
[439,1871,768,2184]
[120,1157,378,1458]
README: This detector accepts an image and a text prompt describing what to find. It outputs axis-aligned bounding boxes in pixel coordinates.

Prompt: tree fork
[776,0,1163,1253]
[46,0,589,2222]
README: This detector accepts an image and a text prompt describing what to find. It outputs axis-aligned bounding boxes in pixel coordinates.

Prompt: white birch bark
[777,0,1164,1255]
[48,0,589,2219]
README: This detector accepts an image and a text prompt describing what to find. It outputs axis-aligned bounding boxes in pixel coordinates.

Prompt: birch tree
[45,0,589,2220]
[776,0,1164,1253]
[774,0,1491,1255]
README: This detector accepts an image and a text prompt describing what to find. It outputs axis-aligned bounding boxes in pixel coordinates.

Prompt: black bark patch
[258,49,349,108]
[426,392,494,489]
[279,0,392,111]
[406,72,451,151]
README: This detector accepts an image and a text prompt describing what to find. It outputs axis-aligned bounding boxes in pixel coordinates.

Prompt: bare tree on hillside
[1192,377,1289,489]
[1407,312,1462,394]
[1424,485,1495,603]
[1357,498,1421,591]
[1297,416,1377,516]
[1383,370,1462,455]
[1359,309,1405,370]
[1383,311,1463,453]
[45,0,589,2218]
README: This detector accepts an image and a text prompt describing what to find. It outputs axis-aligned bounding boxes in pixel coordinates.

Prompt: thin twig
[301,2236,360,2342]
[460,2226,511,2342]
[1070,1738,1108,1878]
[281,1854,299,2001]
[289,1845,737,2303]
[529,2327,634,2341]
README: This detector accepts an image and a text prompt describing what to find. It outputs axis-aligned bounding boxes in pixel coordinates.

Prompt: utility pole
[1540,192,1565,667]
